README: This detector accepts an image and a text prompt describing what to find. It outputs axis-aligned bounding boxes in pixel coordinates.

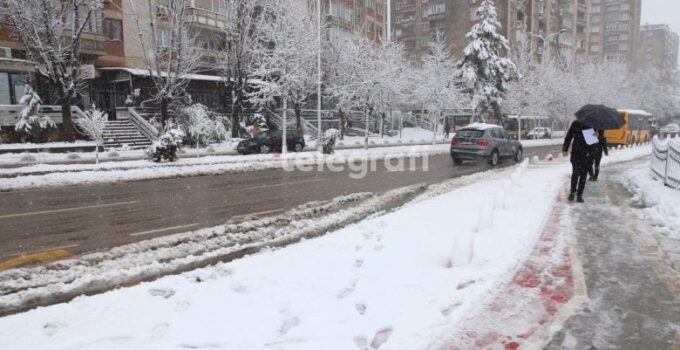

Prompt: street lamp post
[386,0,391,42]
[317,0,322,152]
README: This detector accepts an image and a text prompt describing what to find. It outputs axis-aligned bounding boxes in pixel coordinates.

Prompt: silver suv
[450,123,523,166]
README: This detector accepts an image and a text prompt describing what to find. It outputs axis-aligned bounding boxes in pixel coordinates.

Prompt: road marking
[241,178,325,191]
[129,223,200,237]
[0,247,75,271]
[230,208,286,221]
[0,200,141,220]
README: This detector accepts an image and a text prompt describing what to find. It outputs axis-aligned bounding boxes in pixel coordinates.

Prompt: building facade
[585,0,642,66]
[322,0,387,46]
[639,24,679,74]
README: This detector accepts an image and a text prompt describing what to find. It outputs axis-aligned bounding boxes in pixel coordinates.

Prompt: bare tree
[221,0,269,138]
[247,0,318,152]
[77,108,107,163]
[4,0,104,141]
[410,32,463,144]
[127,0,202,129]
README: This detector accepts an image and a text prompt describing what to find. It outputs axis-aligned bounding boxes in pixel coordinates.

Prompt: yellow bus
[604,109,653,146]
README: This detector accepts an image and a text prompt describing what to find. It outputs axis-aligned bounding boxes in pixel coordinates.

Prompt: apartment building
[321,0,387,46]
[0,0,125,106]
[586,0,642,66]
[639,24,679,74]
[391,0,529,64]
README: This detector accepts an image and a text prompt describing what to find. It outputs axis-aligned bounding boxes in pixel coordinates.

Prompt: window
[0,73,10,105]
[156,28,170,47]
[104,19,123,41]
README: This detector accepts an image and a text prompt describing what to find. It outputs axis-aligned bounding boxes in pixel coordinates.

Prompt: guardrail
[651,135,680,189]
[129,107,159,141]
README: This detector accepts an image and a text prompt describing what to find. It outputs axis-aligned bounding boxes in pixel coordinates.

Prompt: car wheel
[294,143,303,152]
[453,157,463,165]
[259,145,271,154]
[514,148,523,163]
[488,150,499,166]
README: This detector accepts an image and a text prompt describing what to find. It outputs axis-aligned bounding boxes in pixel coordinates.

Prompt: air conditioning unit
[0,47,11,59]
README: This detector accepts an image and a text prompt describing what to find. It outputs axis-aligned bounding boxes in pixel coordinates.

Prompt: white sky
[641,0,680,66]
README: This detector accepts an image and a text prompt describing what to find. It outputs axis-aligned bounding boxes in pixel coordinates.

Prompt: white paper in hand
[582,128,598,145]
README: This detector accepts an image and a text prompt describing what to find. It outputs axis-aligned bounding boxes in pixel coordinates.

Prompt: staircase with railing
[102,119,153,150]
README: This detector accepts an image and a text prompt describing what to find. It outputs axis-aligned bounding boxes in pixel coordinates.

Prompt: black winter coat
[562,121,607,163]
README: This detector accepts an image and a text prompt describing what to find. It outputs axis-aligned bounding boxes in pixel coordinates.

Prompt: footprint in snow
[354,259,364,268]
[370,327,394,349]
[337,279,358,299]
[355,302,367,315]
[353,327,394,350]
[441,302,462,316]
[456,280,476,290]
[175,299,190,312]
[229,281,248,293]
[279,317,301,335]
[43,322,66,336]
[150,323,170,339]
[373,244,384,251]
[353,335,368,349]
[149,288,175,299]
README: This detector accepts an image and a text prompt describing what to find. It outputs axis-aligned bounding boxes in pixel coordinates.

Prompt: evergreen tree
[458,0,517,122]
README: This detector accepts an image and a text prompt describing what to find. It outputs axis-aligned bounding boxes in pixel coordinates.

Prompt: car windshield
[456,129,485,138]
[255,131,270,139]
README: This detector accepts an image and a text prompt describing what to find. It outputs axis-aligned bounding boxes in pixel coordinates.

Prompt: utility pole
[317,0,322,151]
[386,0,391,42]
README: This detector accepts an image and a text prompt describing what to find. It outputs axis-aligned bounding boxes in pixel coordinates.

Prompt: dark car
[450,123,523,166]
[237,130,305,154]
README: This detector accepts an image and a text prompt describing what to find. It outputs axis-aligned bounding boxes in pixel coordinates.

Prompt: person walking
[588,129,608,181]
[562,120,596,203]
[444,119,451,139]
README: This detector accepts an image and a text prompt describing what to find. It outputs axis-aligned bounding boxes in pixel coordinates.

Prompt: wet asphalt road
[0,145,560,261]
[544,162,680,350]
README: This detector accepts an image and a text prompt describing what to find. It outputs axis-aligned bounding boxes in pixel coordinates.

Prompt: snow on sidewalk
[0,145,650,350]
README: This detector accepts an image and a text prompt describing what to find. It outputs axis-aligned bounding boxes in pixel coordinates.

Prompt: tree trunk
[61,98,75,142]
[380,112,385,138]
[294,102,302,134]
[160,98,169,131]
[282,99,288,154]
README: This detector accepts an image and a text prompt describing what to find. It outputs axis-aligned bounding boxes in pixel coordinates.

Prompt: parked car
[237,130,305,154]
[527,127,552,139]
[662,123,680,136]
[450,123,523,166]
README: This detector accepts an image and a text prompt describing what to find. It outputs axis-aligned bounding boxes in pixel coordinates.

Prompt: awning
[0,58,35,73]
[98,67,225,82]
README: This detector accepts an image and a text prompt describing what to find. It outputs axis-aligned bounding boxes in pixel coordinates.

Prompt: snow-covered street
[0,144,653,350]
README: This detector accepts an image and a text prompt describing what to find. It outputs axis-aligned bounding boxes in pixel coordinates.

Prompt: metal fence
[651,135,680,189]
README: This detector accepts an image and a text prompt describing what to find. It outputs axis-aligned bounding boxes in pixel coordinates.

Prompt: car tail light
[476,139,489,147]
[450,138,458,145]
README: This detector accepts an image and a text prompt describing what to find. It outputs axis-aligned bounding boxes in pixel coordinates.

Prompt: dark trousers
[588,150,603,179]
[570,160,591,196]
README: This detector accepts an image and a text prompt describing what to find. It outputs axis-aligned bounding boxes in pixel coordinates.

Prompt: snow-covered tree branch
[458,0,517,122]
[247,0,319,152]
[5,0,104,141]
[127,0,202,129]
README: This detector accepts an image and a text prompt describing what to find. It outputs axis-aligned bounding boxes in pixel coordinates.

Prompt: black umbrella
[574,104,626,130]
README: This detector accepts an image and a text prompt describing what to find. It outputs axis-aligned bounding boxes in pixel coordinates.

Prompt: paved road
[544,162,680,350]
[0,145,560,262]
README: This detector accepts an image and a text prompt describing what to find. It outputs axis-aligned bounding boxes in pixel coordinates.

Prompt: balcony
[184,7,227,31]
[63,30,107,56]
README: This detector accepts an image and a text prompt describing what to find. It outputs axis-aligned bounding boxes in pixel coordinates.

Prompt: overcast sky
[641,0,680,65]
